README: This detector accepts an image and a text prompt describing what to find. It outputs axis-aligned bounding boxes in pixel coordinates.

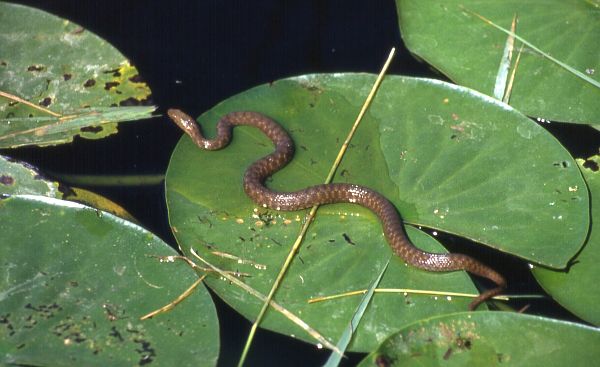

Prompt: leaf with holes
[0,3,155,148]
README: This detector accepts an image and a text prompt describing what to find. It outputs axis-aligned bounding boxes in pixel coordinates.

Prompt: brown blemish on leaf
[118,97,141,106]
[583,159,599,172]
[104,81,120,90]
[0,60,7,66]
[27,65,45,72]
[80,126,103,133]
[83,79,96,88]
[128,74,144,83]
[39,97,52,107]
[0,175,15,185]
[63,73,72,81]
[103,68,121,77]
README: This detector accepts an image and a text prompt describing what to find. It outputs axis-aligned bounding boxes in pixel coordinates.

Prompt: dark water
[7,1,599,366]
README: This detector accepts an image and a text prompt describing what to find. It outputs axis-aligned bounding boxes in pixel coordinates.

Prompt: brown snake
[168,109,506,310]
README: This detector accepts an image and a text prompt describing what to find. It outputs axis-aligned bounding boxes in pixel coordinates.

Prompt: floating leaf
[396,0,600,125]
[166,73,588,350]
[0,195,219,366]
[0,3,156,147]
[359,311,600,366]
[533,155,600,325]
[0,106,156,148]
[0,154,60,197]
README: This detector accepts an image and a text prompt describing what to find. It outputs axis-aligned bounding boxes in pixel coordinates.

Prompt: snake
[167,109,506,310]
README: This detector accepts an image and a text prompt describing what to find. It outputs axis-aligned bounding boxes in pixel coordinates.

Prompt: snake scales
[168,109,506,310]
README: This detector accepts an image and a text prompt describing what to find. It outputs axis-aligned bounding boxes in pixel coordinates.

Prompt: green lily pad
[0,195,219,366]
[358,311,600,366]
[532,155,600,325]
[396,0,600,125]
[0,155,61,197]
[166,73,588,351]
[0,2,156,148]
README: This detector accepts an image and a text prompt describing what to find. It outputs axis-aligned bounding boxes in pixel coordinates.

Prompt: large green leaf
[165,73,588,351]
[0,195,219,366]
[358,311,600,366]
[533,155,600,325]
[396,0,600,125]
[0,2,156,148]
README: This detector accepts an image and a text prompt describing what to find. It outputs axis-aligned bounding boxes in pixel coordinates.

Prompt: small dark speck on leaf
[103,68,121,77]
[129,74,144,83]
[27,65,45,72]
[104,81,120,90]
[443,347,453,360]
[39,97,52,107]
[583,159,599,172]
[81,126,103,134]
[119,97,142,106]
[84,79,96,88]
[342,233,355,245]
[553,161,570,169]
[0,175,14,185]
[1,60,7,66]
[109,326,124,341]
[456,337,472,350]
[63,73,72,81]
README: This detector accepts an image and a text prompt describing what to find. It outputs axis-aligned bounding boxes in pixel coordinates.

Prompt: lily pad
[0,2,156,148]
[0,195,219,366]
[0,154,61,197]
[165,73,588,351]
[396,0,600,125]
[532,155,600,325]
[0,154,136,221]
[358,311,600,366]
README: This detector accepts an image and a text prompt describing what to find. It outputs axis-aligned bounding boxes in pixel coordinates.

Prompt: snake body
[168,109,506,310]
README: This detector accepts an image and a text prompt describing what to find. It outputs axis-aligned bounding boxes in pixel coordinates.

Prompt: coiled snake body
[168,109,506,310]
